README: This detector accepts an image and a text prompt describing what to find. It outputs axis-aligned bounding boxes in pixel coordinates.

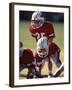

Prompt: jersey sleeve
[46,22,55,38]
[29,25,35,36]
[29,25,38,41]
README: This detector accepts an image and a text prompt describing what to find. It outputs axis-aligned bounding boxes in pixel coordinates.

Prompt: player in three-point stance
[19,42,35,78]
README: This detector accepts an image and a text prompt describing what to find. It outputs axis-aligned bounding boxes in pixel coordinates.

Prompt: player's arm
[47,22,55,38]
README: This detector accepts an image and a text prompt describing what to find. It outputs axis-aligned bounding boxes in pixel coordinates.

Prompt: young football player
[34,37,52,77]
[29,11,55,41]
[29,11,62,76]
[19,41,35,78]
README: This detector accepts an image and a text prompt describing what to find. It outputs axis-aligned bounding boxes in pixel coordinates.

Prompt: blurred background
[19,11,64,22]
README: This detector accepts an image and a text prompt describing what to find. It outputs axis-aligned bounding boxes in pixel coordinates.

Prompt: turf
[19,22,36,51]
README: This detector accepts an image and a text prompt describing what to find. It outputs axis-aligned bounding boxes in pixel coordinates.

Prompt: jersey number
[32,33,46,40]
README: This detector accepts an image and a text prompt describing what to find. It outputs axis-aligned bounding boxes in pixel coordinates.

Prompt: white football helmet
[31,11,44,29]
[37,37,49,58]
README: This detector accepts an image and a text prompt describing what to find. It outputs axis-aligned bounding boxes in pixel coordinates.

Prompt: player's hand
[35,66,39,72]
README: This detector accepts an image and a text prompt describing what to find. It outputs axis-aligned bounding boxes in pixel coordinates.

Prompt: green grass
[53,23,64,50]
[19,22,36,51]
[19,22,64,52]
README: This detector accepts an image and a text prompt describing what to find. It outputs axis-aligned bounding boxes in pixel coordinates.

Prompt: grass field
[19,21,64,78]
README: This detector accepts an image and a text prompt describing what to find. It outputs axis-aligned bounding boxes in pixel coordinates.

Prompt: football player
[19,41,35,78]
[29,11,55,41]
[29,11,62,76]
[34,37,52,77]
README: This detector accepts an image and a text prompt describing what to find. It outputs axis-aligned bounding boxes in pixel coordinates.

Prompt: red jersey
[20,48,34,65]
[48,42,60,57]
[29,22,55,41]
[34,52,44,62]
[34,52,46,68]
[35,42,60,62]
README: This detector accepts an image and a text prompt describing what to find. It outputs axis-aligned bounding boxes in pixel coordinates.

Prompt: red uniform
[29,22,55,41]
[35,42,60,63]
[34,43,60,76]
[48,42,60,57]
[20,48,35,78]
[34,52,46,75]
[29,22,60,58]
[20,48,34,66]
[29,22,62,75]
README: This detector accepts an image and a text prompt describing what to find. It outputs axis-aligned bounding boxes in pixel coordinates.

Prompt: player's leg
[35,61,47,78]
[53,63,64,77]
[51,51,62,68]
[35,64,42,78]
[48,58,53,77]
[27,64,35,79]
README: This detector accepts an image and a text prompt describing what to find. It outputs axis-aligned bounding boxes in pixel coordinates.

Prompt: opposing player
[29,11,62,76]
[19,41,35,78]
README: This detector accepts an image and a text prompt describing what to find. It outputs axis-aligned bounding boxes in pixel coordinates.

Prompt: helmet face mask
[37,48,48,58]
[31,11,44,29]
[37,37,49,58]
